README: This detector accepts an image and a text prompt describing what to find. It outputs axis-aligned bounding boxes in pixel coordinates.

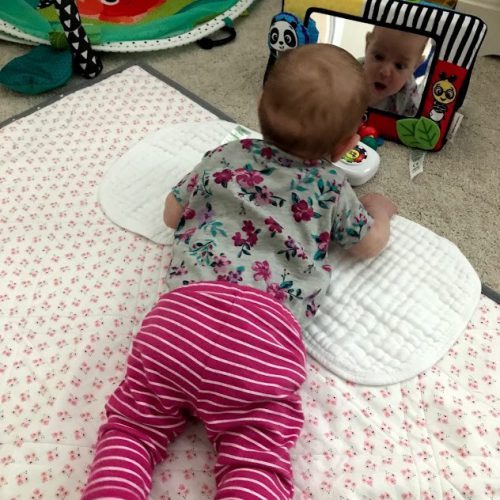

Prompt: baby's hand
[360,193,397,218]
[164,193,184,229]
[347,193,396,259]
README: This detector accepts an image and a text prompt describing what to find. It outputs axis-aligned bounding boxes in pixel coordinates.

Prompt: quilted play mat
[0,65,499,499]
[0,0,255,51]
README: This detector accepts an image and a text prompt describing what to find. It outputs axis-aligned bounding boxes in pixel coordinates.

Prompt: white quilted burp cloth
[304,215,481,385]
[99,120,262,244]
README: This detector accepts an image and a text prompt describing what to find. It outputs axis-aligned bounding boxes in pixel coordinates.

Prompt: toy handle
[197,20,236,50]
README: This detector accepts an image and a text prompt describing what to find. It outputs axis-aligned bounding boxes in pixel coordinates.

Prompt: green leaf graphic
[414,117,441,150]
[397,117,441,150]
[396,118,420,148]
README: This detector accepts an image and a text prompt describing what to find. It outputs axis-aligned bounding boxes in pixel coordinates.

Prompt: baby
[82,44,396,500]
[363,26,428,116]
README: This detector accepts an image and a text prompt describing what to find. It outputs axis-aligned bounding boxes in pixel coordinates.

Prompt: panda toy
[264,12,318,82]
[268,12,319,57]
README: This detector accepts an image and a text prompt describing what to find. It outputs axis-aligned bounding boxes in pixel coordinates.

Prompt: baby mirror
[266,0,488,151]
[310,13,436,118]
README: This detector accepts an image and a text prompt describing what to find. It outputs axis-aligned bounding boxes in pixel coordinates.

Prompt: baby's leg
[188,283,307,499]
[82,295,202,499]
[209,397,304,500]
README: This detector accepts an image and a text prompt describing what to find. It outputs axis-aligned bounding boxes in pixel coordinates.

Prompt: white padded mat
[99,120,262,245]
[306,216,481,384]
[99,118,481,385]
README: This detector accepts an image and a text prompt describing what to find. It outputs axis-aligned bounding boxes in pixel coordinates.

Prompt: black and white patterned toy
[39,0,103,79]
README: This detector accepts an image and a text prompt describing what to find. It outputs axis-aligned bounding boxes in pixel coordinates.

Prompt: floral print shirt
[375,75,420,117]
[168,139,372,327]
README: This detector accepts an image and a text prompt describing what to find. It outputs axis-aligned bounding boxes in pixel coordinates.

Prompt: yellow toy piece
[283,0,365,19]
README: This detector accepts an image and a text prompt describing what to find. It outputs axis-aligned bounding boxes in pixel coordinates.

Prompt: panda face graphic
[269,20,298,53]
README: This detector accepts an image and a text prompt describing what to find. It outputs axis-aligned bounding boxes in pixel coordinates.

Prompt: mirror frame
[273,0,487,151]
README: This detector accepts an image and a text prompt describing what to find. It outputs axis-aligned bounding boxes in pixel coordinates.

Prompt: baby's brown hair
[259,43,368,159]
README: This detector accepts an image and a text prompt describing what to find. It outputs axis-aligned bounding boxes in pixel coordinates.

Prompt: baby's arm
[348,193,396,259]
[163,192,184,229]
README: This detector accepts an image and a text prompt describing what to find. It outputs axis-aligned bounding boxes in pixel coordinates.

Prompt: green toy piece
[360,136,378,150]
[396,117,441,150]
[0,44,72,95]
[0,0,103,95]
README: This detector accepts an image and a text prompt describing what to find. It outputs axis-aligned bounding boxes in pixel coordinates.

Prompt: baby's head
[258,43,368,161]
[364,26,427,107]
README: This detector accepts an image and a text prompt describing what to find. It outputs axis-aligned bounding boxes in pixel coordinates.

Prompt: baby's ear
[365,31,373,48]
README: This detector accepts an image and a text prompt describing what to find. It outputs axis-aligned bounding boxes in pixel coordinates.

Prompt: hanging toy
[0,0,103,95]
[43,0,103,79]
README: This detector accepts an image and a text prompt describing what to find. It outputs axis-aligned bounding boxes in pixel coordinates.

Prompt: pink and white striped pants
[82,282,307,500]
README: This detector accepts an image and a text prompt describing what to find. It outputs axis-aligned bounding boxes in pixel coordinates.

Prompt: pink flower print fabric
[168,139,372,326]
[0,65,497,500]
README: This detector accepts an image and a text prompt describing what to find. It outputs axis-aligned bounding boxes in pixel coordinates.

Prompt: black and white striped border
[363,0,487,70]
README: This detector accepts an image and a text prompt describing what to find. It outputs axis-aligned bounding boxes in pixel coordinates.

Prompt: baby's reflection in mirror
[361,27,430,117]
[310,12,435,118]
